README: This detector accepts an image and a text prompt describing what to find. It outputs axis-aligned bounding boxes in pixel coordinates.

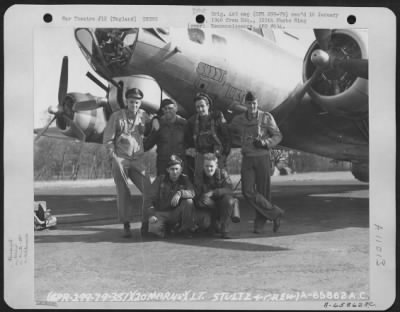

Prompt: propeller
[58,56,69,106]
[35,56,86,142]
[272,68,323,125]
[34,115,57,141]
[331,58,368,80]
[313,29,368,80]
[73,98,104,112]
[272,31,336,124]
[272,29,368,125]
[313,29,332,51]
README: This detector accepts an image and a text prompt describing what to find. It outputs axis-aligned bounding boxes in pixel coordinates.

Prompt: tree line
[34,137,350,181]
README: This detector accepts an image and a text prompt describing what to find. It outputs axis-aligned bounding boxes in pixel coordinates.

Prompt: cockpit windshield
[75,28,138,77]
[94,28,138,67]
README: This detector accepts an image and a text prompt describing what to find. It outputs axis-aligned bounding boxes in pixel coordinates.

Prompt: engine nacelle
[351,161,369,182]
[303,30,368,119]
[108,75,162,114]
[57,92,107,143]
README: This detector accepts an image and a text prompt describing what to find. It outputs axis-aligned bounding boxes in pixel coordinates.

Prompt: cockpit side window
[75,28,139,78]
[75,28,108,76]
[188,28,205,44]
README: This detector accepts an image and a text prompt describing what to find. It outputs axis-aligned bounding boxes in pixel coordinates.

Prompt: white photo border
[3,4,396,310]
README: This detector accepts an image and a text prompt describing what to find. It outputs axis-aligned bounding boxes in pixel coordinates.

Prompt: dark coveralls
[230,110,284,230]
[194,168,238,235]
[144,115,187,175]
[147,174,195,237]
[185,111,231,183]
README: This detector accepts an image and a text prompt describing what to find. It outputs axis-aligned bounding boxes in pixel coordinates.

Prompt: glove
[253,138,265,148]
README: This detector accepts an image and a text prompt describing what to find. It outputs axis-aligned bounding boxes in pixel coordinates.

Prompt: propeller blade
[313,30,368,80]
[314,29,332,51]
[35,115,57,142]
[73,99,101,111]
[333,58,368,79]
[63,115,86,142]
[272,68,323,126]
[332,80,341,95]
[58,56,69,106]
[300,68,322,97]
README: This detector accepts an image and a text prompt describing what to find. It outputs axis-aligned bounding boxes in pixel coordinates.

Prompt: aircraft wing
[272,93,368,164]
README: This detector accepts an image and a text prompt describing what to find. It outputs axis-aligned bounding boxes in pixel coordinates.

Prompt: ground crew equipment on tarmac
[34,201,57,230]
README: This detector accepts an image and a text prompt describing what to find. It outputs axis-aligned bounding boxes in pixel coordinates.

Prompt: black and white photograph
[4,5,396,310]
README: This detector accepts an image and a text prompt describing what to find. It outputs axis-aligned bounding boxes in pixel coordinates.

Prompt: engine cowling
[303,29,368,119]
[108,75,162,114]
[351,161,369,183]
[56,92,107,143]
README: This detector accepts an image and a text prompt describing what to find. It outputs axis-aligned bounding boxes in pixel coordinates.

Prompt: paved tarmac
[34,172,369,307]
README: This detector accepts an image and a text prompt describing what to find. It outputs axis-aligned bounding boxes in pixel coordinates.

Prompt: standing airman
[230,91,284,234]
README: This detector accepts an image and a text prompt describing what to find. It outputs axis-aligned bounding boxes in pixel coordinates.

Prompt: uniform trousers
[241,154,284,227]
[111,156,152,223]
[148,199,195,237]
[194,194,236,234]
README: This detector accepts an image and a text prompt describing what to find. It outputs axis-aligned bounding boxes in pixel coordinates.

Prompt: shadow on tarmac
[35,225,290,251]
[34,183,369,251]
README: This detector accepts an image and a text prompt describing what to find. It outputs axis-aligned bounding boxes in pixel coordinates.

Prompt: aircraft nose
[95,28,139,74]
[75,28,139,78]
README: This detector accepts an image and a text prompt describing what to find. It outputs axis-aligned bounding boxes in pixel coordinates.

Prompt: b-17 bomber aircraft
[34,27,369,181]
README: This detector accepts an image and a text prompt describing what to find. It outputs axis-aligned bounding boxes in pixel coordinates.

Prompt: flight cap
[245,91,257,102]
[125,88,144,99]
[167,154,183,167]
[161,98,176,109]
